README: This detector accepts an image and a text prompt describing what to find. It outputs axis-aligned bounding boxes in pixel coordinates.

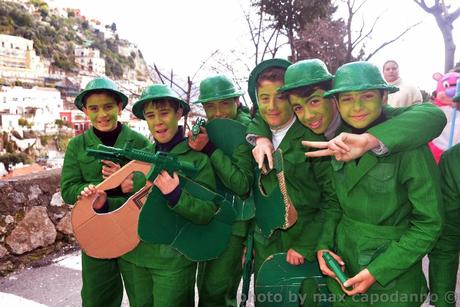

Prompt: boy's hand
[153,170,179,194]
[286,248,305,266]
[252,137,274,171]
[121,173,134,193]
[101,160,121,179]
[317,249,345,278]
[343,268,376,296]
[303,132,380,162]
[188,127,209,151]
[80,184,107,210]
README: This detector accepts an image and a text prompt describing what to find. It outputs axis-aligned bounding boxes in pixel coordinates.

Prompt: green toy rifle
[87,142,198,181]
[240,233,254,307]
[191,117,206,140]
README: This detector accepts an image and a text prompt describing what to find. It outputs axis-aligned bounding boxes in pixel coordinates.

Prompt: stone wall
[0,168,77,276]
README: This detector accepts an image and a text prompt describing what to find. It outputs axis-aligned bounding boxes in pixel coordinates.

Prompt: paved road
[0,250,458,306]
[0,250,254,307]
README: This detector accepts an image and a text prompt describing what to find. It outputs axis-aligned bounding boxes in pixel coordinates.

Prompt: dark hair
[285,80,332,98]
[383,60,398,70]
[256,67,285,88]
[82,90,122,107]
[144,99,179,112]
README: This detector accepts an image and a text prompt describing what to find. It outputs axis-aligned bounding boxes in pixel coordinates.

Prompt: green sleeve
[246,111,271,138]
[171,154,218,224]
[367,147,443,286]
[315,161,342,251]
[60,138,88,205]
[368,103,447,154]
[210,144,254,198]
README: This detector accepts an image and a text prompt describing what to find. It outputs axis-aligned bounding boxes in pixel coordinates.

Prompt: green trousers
[428,209,460,307]
[197,234,245,307]
[81,252,123,307]
[118,257,196,307]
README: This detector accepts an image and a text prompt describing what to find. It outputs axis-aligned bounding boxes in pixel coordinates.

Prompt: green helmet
[74,77,128,111]
[132,84,190,120]
[248,58,292,109]
[278,59,333,92]
[324,61,399,98]
[195,75,243,104]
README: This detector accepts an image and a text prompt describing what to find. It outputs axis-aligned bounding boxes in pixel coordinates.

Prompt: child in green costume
[60,77,150,307]
[309,61,443,306]
[110,84,218,307]
[247,59,339,306]
[188,75,255,307]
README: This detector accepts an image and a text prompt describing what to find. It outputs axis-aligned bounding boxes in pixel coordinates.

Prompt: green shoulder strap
[254,149,297,238]
[207,118,255,221]
[255,253,331,307]
[138,176,236,261]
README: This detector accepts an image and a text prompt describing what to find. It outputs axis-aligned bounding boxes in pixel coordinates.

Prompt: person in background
[382,59,422,108]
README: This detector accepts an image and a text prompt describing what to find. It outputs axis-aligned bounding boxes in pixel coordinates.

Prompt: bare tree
[342,0,421,62]
[414,0,460,72]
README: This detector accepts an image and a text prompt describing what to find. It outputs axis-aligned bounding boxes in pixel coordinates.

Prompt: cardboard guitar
[71,160,152,259]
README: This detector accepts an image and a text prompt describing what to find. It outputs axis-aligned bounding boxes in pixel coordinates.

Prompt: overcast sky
[54,0,460,93]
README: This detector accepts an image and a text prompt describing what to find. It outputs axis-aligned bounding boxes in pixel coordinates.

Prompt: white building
[74,46,106,75]
[0,86,64,131]
[0,113,21,131]
[0,34,48,81]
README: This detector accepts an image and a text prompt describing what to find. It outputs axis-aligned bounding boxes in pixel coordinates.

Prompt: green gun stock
[88,143,198,181]
[87,147,130,165]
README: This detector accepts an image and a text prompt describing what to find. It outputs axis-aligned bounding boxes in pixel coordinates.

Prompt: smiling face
[143,100,182,143]
[258,80,293,129]
[83,92,122,132]
[289,88,335,134]
[202,98,238,120]
[337,90,384,129]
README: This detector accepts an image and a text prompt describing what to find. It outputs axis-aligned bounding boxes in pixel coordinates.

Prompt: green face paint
[337,90,383,129]
[290,89,334,135]
[143,102,179,144]
[83,93,121,132]
[202,98,238,120]
[258,80,293,129]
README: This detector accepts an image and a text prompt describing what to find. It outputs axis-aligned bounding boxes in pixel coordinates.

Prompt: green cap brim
[74,88,128,111]
[193,91,244,104]
[323,84,399,98]
[248,59,292,109]
[278,75,334,92]
[132,96,190,120]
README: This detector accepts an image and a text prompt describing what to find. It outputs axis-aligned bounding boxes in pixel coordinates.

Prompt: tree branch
[365,21,421,60]
[447,6,460,23]
[414,0,435,13]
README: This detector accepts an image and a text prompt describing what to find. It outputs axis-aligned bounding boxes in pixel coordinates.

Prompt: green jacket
[247,103,447,154]
[254,119,338,262]
[318,143,443,289]
[122,140,218,269]
[209,109,254,198]
[207,110,255,237]
[60,125,150,210]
